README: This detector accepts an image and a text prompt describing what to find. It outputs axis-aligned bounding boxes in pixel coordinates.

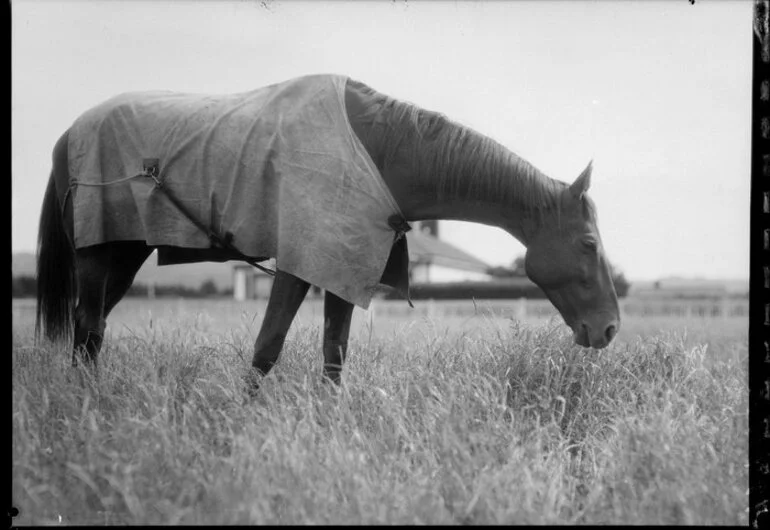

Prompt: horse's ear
[569,160,593,199]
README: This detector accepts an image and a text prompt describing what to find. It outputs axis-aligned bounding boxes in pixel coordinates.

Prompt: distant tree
[486,256,527,278]
[125,280,228,298]
[199,279,220,297]
[167,285,196,297]
[12,275,37,298]
[486,266,512,278]
[510,256,526,276]
[611,266,631,298]
[126,283,148,297]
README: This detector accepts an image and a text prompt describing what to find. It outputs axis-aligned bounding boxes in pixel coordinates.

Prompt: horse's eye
[582,239,598,252]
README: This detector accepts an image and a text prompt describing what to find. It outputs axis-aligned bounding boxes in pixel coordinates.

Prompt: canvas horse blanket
[68,74,408,308]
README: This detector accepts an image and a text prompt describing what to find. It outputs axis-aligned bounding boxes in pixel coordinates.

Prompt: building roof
[233,232,490,274]
[406,230,490,273]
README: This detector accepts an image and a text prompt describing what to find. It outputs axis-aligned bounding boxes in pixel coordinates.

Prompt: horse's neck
[346,82,557,246]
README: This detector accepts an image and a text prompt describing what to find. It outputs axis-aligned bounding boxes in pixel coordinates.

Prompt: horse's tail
[35,169,75,343]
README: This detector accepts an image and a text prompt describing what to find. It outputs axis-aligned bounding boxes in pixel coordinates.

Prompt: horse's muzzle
[573,320,619,349]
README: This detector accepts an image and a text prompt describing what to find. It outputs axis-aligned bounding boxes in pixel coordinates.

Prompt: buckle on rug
[388,215,412,241]
[142,158,162,186]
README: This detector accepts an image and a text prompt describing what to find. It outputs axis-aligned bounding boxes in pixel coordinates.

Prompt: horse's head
[523,162,620,349]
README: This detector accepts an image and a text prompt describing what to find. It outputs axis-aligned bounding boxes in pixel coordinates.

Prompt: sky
[12,0,753,282]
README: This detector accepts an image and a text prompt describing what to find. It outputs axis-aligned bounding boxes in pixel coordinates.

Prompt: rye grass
[12,300,747,524]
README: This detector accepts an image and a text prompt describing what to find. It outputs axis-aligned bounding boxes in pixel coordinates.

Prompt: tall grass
[12,300,747,524]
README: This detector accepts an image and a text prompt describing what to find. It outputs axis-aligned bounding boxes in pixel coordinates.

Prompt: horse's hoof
[246,383,260,399]
[322,370,342,387]
[244,370,262,399]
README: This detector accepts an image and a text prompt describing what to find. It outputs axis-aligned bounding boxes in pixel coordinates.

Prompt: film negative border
[751,1,770,527]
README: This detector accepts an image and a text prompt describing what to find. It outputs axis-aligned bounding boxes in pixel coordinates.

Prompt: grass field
[12,298,748,525]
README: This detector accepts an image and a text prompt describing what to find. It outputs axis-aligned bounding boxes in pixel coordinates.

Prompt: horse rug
[67,74,408,308]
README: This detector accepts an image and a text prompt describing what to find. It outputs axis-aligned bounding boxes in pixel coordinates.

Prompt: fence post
[515,298,526,320]
[368,298,377,328]
[233,267,245,301]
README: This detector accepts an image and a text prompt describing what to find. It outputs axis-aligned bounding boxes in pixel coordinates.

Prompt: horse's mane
[371,92,566,214]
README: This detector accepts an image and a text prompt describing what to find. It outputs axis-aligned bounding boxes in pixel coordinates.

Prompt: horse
[35,75,620,390]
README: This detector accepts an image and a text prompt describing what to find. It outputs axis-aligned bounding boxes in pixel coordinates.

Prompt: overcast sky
[12,0,752,281]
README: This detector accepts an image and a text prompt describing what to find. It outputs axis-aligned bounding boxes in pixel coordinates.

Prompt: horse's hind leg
[249,270,310,389]
[73,242,152,367]
[102,242,153,318]
[323,291,354,385]
[72,248,109,367]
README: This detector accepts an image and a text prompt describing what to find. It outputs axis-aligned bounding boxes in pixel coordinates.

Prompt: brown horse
[36,75,619,389]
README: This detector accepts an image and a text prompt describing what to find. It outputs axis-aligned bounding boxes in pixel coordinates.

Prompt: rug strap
[143,158,276,276]
[388,215,412,242]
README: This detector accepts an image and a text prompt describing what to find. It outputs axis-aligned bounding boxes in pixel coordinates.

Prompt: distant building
[232,258,273,302]
[231,221,490,301]
[408,222,491,283]
[231,258,325,301]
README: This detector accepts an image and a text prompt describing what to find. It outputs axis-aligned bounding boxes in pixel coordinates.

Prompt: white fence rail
[11,297,750,326]
[368,298,749,320]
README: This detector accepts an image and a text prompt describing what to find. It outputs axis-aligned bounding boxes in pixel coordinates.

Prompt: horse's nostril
[605,323,618,343]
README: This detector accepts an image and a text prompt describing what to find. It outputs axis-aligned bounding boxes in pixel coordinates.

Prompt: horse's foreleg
[322,291,354,385]
[250,270,310,389]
